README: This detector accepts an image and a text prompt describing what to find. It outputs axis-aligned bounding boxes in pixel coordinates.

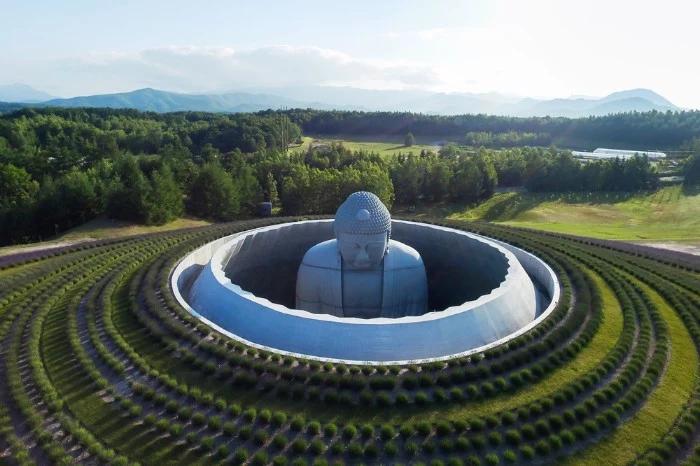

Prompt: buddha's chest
[341,269,383,318]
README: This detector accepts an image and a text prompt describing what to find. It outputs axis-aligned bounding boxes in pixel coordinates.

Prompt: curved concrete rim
[171,220,561,365]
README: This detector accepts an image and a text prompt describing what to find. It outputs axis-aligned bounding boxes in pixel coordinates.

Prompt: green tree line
[284,109,700,149]
[0,107,683,246]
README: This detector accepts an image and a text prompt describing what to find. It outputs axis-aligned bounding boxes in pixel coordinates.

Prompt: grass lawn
[291,135,441,158]
[401,185,700,244]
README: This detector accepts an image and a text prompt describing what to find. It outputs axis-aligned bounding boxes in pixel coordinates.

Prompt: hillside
[404,185,700,247]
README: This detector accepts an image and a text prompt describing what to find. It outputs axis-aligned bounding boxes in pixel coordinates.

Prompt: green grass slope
[413,185,699,243]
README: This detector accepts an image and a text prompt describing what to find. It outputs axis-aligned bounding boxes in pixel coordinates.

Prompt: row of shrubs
[4,218,695,465]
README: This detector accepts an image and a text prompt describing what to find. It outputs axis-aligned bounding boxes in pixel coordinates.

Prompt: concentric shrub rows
[0,216,697,466]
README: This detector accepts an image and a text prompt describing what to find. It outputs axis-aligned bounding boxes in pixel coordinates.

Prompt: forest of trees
[284,109,700,150]
[0,107,695,246]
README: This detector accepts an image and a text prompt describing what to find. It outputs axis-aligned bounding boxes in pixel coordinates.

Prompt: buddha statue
[296,191,428,318]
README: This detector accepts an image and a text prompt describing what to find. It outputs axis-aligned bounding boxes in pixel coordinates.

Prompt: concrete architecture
[172,220,560,363]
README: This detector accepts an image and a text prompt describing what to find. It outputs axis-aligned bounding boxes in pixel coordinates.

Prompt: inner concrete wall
[224,221,507,312]
[174,220,555,362]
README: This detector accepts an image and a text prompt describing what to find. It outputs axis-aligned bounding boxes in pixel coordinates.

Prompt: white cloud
[0,45,446,97]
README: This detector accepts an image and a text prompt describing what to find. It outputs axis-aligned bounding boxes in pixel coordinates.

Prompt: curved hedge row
[0,217,697,466]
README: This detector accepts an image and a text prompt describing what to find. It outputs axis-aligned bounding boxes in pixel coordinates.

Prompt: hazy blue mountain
[587,97,676,116]
[239,85,429,110]
[39,88,319,113]
[600,88,676,108]
[504,89,678,117]
[390,92,504,114]
[7,85,682,117]
[0,84,57,102]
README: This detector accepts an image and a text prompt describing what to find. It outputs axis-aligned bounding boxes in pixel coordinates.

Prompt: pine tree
[266,172,279,204]
[405,132,416,147]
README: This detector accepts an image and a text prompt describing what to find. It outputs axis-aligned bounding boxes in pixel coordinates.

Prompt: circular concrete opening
[223,221,509,313]
[173,220,560,363]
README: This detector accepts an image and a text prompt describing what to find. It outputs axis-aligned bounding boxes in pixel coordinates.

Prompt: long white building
[572,147,667,160]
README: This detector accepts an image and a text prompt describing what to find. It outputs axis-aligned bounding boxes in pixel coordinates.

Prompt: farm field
[291,135,442,157]
[0,216,697,465]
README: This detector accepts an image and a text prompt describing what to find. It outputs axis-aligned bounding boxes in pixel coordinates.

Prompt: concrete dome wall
[172,220,560,363]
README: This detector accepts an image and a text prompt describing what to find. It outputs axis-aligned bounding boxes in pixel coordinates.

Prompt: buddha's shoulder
[300,239,340,268]
[386,240,424,270]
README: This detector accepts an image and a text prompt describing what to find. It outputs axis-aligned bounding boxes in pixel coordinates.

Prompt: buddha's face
[338,232,388,270]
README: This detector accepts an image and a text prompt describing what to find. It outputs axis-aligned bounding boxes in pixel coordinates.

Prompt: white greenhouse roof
[571,147,666,160]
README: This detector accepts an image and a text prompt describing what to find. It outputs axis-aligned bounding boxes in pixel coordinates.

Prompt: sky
[1,0,698,108]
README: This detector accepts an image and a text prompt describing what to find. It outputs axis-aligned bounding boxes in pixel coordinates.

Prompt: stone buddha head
[334,192,391,270]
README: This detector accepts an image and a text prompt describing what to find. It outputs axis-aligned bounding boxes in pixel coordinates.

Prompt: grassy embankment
[403,184,700,245]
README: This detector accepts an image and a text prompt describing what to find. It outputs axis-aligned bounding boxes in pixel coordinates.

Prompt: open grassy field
[291,135,442,157]
[402,185,700,246]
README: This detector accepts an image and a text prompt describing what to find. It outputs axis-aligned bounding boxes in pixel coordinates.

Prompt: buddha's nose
[356,247,369,261]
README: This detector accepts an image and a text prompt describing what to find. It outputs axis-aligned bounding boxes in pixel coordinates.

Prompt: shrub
[310,438,325,455]
[415,391,430,405]
[244,408,257,422]
[254,429,269,445]
[347,441,362,457]
[192,412,206,426]
[503,450,517,463]
[380,424,395,440]
[308,421,322,435]
[361,423,375,438]
[272,455,288,466]
[455,436,469,451]
[400,423,415,438]
[292,438,308,454]
[324,423,338,437]
[239,426,253,440]
[440,438,454,452]
[223,422,236,436]
[385,442,398,457]
[505,429,521,445]
[436,421,452,436]
[364,442,380,458]
[252,451,269,466]
[273,435,289,450]
[201,436,215,451]
[272,411,288,427]
[259,409,272,424]
[405,440,419,456]
[330,441,345,455]
[217,444,230,458]
[416,421,432,436]
[290,415,305,431]
[342,424,357,439]
[472,435,486,450]
[535,439,551,455]
[208,416,222,431]
[520,445,536,460]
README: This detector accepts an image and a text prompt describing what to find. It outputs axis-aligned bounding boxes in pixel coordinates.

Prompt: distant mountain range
[0,84,57,103]
[0,84,681,117]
